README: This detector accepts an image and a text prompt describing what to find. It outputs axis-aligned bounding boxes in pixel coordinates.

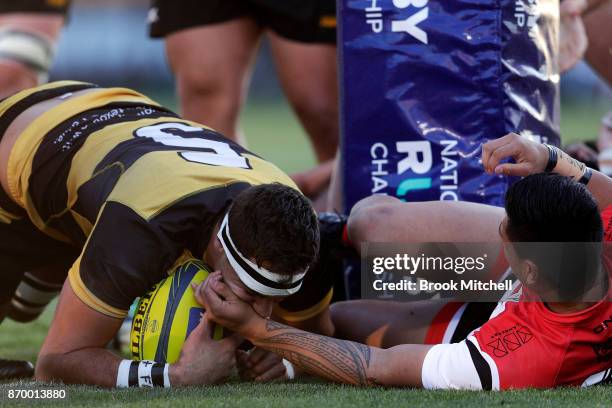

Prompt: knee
[177,68,238,105]
[329,301,354,338]
[330,301,373,342]
[291,92,338,132]
[34,353,56,382]
[175,68,242,127]
[0,64,37,98]
[347,197,399,245]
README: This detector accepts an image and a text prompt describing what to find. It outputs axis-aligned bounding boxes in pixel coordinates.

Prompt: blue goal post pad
[339,0,560,211]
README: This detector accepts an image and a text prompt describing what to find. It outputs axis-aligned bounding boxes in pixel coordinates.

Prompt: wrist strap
[116,360,170,388]
[282,359,296,380]
[545,144,590,182]
[544,144,558,172]
[579,167,593,185]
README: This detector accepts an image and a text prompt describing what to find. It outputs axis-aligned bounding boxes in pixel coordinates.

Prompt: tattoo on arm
[256,319,375,386]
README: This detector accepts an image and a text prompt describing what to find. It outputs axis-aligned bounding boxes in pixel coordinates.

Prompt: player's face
[217,256,277,319]
[204,218,279,318]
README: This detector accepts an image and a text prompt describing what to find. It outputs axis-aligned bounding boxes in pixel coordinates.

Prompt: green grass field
[0,100,611,407]
[0,381,611,408]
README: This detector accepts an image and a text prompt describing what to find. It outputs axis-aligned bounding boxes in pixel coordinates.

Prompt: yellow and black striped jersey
[0,81,332,320]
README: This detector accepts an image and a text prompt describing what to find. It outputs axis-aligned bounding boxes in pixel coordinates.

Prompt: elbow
[35,353,62,383]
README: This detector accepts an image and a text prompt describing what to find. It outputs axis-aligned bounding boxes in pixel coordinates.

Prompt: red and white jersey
[422,207,612,391]
[422,276,611,390]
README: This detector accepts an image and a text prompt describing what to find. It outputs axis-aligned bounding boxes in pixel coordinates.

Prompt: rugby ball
[130,258,224,364]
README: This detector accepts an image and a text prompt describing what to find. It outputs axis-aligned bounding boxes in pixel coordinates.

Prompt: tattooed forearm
[256,319,375,385]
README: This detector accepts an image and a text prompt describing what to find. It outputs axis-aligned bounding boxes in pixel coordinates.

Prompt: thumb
[188,313,214,342]
[191,282,207,308]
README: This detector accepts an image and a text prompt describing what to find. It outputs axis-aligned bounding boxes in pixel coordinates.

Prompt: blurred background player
[0,0,70,380]
[149,0,338,200]
[0,0,69,98]
[564,110,612,173]
[546,0,612,207]
[564,0,612,85]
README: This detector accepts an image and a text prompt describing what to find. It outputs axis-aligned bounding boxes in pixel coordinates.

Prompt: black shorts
[0,0,70,15]
[149,0,336,44]
[0,191,78,315]
[0,89,78,315]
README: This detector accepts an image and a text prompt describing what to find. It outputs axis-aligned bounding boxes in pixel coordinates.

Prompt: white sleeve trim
[467,335,501,391]
[421,342,483,390]
[582,369,611,387]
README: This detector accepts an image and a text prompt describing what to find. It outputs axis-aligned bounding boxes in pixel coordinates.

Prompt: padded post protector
[340,0,560,211]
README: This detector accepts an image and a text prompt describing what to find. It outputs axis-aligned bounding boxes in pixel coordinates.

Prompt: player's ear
[521,259,539,287]
[206,220,224,255]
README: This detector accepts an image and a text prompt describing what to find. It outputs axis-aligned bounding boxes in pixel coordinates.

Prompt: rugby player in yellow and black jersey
[0,81,335,387]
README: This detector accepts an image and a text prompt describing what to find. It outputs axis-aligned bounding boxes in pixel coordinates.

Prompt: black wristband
[544,144,558,172]
[128,360,139,387]
[579,167,593,185]
[151,363,166,387]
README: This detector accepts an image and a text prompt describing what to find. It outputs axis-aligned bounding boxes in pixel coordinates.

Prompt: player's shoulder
[472,296,612,389]
[468,318,560,389]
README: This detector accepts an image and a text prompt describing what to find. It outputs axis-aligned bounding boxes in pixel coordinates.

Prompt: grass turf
[0,381,611,407]
[1,101,611,406]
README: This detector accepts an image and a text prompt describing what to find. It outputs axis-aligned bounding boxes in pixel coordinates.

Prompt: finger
[194,271,223,306]
[247,347,269,367]
[192,281,207,307]
[210,275,239,301]
[255,363,288,383]
[187,313,214,341]
[250,354,282,377]
[202,278,224,313]
[494,162,533,177]
[482,134,516,172]
[487,143,521,172]
[237,366,250,380]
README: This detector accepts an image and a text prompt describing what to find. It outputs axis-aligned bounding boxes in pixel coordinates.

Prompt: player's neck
[545,275,608,314]
[546,301,596,314]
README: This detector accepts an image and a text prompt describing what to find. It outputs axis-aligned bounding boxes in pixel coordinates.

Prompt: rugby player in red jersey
[199,133,611,389]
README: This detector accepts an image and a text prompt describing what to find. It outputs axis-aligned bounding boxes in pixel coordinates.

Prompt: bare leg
[583,0,612,85]
[326,152,343,211]
[347,195,505,246]
[268,32,339,163]
[165,18,262,141]
[331,299,449,347]
[0,13,64,98]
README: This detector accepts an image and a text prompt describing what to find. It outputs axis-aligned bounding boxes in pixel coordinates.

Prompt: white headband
[217,212,307,297]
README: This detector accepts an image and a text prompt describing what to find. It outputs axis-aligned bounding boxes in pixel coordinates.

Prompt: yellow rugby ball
[130,259,224,364]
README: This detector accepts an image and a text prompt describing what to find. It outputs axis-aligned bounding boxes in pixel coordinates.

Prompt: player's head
[206,183,319,316]
[499,173,603,301]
